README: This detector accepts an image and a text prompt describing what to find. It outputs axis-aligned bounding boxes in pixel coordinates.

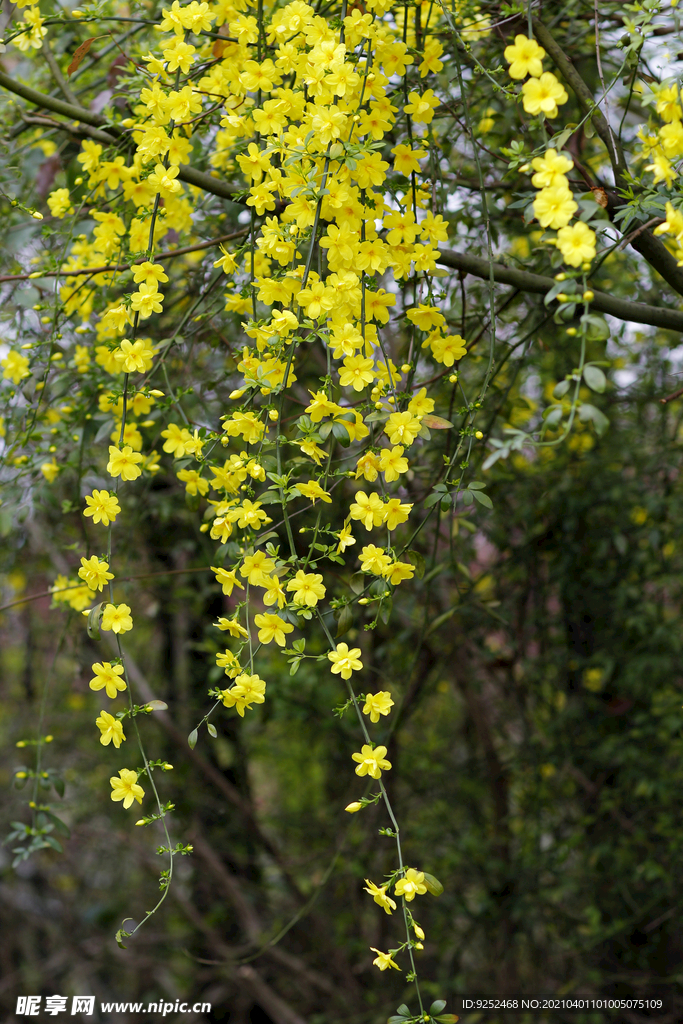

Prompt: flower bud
[475,430,483,439]
[582,290,594,302]
[345,801,363,813]
[566,327,577,336]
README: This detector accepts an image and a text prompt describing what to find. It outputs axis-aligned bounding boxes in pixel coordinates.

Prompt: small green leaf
[87,602,103,641]
[578,403,609,435]
[289,658,301,676]
[397,1006,412,1018]
[421,414,453,429]
[435,1015,460,1023]
[461,490,473,506]
[423,871,444,896]
[553,379,571,399]
[405,549,425,579]
[583,364,606,393]
[349,572,365,595]
[43,812,71,838]
[188,729,198,749]
[53,777,65,798]
[471,489,493,509]
[336,604,353,637]
[424,491,442,508]
[430,1001,447,1015]
[207,723,217,738]
[44,835,63,853]
[146,700,168,711]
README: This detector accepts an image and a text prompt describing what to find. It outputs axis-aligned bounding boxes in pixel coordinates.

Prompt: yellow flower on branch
[364,880,397,914]
[96,710,126,748]
[352,744,391,778]
[394,868,428,901]
[110,769,144,808]
[328,642,363,680]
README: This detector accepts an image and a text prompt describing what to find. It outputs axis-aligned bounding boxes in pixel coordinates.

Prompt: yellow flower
[41,460,60,483]
[328,642,363,680]
[107,445,143,481]
[296,479,332,503]
[211,566,245,595]
[391,144,427,176]
[504,34,546,79]
[522,72,568,118]
[383,497,413,530]
[110,768,144,808]
[90,661,127,699]
[96,710,126,748]
[530,148,573,188]
[350,491,385,531]
[532,186,577,229]
[215,617,248,638]
[407,304,445,331]
[221,672,266,716]
[383,561,415,585]
[254,612,293,646]
[364,879,397,914]
[394,868,427,901]
[359,544,392,575]
[286,570,326,607]
[362,690,395,723]
[101,603,133,634]
[556,222,597,267]
[240,551,276,585]
[216,650,242,678]
[337,524,356,553]
[2,351,30,384]
[78,556,114,592]
[379,446,408,482]
[370,948,401,971]
[340,355,375,391]
[352,743,391,778]
[385,411,422,446]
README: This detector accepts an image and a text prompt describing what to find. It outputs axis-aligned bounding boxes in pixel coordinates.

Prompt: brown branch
[437,248,683,332]
[0,69,242,204]
[659,385,683,405]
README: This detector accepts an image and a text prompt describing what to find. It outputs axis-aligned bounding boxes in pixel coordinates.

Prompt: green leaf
[435,1016,460,1023]
[423,872,444,896]
[53,777,65,799]
[405,549,425,579]
[379,595,393,624]
[582,313,610,341]
[146,700,168,711]
[578,403,610,435]
[331,420,351,446]
[397,1006,412,1018]
[461,490,473,506]
[43,812,71,838]
[87,602,103,641]
[424,491,442,508]
[349,572,365,595]
[44,835,63,853]
[553,379,571,399]
[430,1001,447,1015]
[207,723,217,738]
[335,604,353,637]
[583,364,606,393]
[188,729,198,749]
[421,414,453,429]
[471,488,493,509]
[289,658,301,676]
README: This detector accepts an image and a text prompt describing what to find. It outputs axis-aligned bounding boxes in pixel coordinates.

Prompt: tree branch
[437,248,683,332]
[0,70,242,204]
